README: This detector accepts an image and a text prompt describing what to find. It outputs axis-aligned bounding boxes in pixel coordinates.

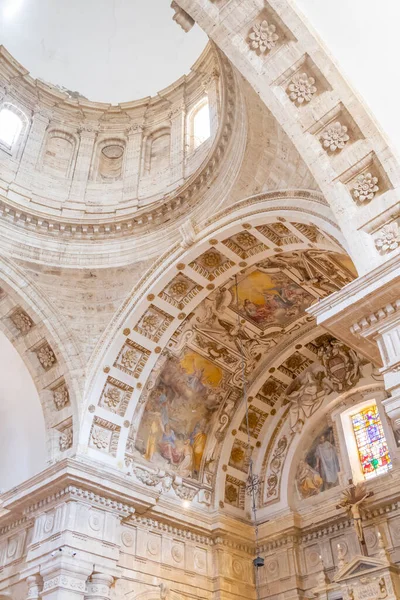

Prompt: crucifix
[336,480,373,556]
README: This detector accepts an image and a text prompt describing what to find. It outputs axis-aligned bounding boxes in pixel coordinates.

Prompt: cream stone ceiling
[0,0,208,103]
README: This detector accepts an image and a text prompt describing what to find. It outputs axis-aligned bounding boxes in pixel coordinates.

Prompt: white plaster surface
[0,331,46,491]
[0,0,208,103]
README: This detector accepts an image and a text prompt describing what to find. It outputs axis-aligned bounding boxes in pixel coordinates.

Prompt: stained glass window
[351,404,392,479]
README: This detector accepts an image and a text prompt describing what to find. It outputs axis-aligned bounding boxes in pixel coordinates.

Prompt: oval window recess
[102,145,124,159]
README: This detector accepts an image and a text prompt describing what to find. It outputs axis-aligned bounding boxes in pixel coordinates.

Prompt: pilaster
[123,124,144,204]
[203,68,220,137]
[85,573,114,600]
[69,126,98,202]
[169,99,186,186]
[26,574,43,599]
[16,108,51,188]
[40,555,92,600]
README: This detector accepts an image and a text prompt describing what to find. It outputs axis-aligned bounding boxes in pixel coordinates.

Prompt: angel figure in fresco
[336,482,373,552]
[286,363,334,433]
[296,459,323,498]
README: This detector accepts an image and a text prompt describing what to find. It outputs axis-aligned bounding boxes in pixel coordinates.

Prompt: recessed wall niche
[94,139,126,182]
[42,130,76,177]
[143,127,171,175]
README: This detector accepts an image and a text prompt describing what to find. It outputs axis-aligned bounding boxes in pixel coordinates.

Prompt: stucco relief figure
[286,364,334,433]
[286,339,361,433]
[296,425,340,499]
[135,350,224,479]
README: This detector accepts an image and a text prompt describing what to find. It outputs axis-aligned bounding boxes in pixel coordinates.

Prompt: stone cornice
[307,252,400,325]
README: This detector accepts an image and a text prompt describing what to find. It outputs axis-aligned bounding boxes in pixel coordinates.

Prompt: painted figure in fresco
[286,363,334,432]
[190,419,207,474]
[157,384,170,427]
[159,424,182,465]
[177,439,194,477]
[296,460,323,498]
[144,412,163,461]
[314,434,340,488]
[297,425,340,500]
[135,351,224,479]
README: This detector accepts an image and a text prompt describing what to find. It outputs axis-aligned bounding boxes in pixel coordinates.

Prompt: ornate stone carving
[53,382,69,410]
[375,222,400,254]
[352,172,379,203]
[36,343,56,370]
[266,435,288,497]
[59,426,73,451]
[89,417,120,456]
[10,308,33,334]
[173,482,198,501]
[288,72,317,104]
[321,121,350,152]
[133,466,163,487]
[248,20,279,54]
[91,427,110,450]
[318,339,360,392]
[86,573,114,599]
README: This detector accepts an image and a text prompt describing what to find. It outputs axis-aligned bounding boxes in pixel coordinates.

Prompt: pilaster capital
[40,553,93,596]
[33,105,53,121]
[26,574,43,599]
[86,573,114,599]
[125,122,144,136]
[77,123,99,138]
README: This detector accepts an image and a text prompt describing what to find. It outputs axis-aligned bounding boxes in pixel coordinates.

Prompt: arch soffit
[0,256,84,461]
[173,0,400,277]
[82,192,353,482]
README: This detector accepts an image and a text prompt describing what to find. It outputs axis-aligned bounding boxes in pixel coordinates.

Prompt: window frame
[340,398,392,483]
[187,97,211,154]
[0,102,28,158]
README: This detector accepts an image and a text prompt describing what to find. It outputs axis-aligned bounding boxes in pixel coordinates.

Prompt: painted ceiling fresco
[127,248,356,483]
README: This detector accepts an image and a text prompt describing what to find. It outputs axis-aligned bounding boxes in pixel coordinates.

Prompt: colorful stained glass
[351,404,392,479]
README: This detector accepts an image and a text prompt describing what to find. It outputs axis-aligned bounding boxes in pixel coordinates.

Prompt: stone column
[16,108,52,188]
[40,555,92,600]
[69,126,98,203]
[123,124,144,205]
[26,574,43,599]
[85,573,114,600]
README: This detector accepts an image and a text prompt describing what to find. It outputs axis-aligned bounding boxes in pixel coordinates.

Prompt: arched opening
[0,331,46,491]
[188,98,211,152]
[0,107,23,150]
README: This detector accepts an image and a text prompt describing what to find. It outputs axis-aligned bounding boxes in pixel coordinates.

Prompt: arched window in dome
[0,106,23,150]
[188,98,211,152]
